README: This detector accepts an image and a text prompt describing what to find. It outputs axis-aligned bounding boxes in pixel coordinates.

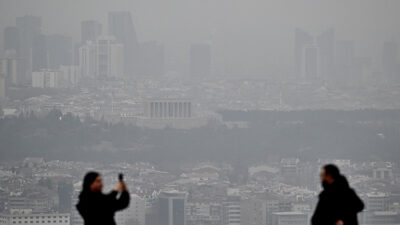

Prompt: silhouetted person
[311,164,364,225]
[76,171,130,225]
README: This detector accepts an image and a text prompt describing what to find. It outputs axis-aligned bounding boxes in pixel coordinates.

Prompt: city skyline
[0,1,400,225]
[0,0,399,69]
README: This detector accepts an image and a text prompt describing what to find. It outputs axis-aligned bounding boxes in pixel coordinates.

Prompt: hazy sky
[1,0,399,69]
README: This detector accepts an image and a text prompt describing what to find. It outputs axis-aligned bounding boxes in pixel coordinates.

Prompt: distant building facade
[79,36,124,78]
[222,195,241,225]
[0,209,70,225]
[158,191,187,225]
[32,70,60,88]
[116,194,146,225]
[144,99,192,119]
[271,212,308,225]
[81,20,102,44]
[108,11,139,76]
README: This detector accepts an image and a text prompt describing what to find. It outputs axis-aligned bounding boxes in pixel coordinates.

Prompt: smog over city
[0,1,399,225]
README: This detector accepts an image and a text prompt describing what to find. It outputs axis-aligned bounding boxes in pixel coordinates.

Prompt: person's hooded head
[320,164,343,189]
[80,171,102,197]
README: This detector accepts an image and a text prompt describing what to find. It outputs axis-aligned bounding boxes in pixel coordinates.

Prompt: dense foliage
[1,109,399,163]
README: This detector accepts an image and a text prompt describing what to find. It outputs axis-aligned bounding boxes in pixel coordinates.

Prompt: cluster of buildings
[294,28,400,86]
[1,13,397,102]
[0,15,78,91]
[0,158,399,225]
[0,11,213,100]
[0,209,70,225]
[3,73,400,124]
[0,13,399,120]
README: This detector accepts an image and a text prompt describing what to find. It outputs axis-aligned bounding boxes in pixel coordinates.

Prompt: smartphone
[118,173,123,182]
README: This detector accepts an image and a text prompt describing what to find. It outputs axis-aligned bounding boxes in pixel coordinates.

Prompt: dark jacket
[311,176,364,225]
[76,190,130,225]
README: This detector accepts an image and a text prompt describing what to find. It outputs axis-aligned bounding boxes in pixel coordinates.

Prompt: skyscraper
[108,11,139,76]
[294,28,335,82]
[116,194,146,225]
[79,36,124,78]
[81,20,102,44]
[223,195,241,225]
[301,45,319,80]
[32,34,47,72]
[3,27,22,86]
[3,26,20,54]
[0,72,5,99]
[97,36,124,78]
[32,69,60,88]
[241,198,266,225]
[190,44,211,77]
[158,191,186,225]
[16,15,42,84]
[316,28,335,82]
[294,28,313,78]
[47,34,73,69]
[1,50,18,85]
[79,40,97,78]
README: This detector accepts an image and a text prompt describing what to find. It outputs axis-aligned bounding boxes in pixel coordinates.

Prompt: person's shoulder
[319,190,330,199]
[320,187,342,200]
[346,187,359,197]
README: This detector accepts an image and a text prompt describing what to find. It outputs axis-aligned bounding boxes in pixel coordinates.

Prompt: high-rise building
[81,20,102,44]
[16,15,42,84]
[1,50,18,85]
[266,199,280,225]
[301,45,319,80]
[79,41,97,77]
[32,34,73,71]
[186,202,222,225]
[32,34,47,72]
[190,44,211,77]
[79,36,124,78]
[108,11,139,76]
[138,41,164,76]
[73,43,81,66]
[96,36,124,78]
[158,191,186,225]
[240,198,266,225]
[0,73,5,99]
[222,195,241,225]
[294,28,335,82]
[3,27,21,86]
[316,28,335,82]
[3,26,20,54]
[47,34,73,69]
[366,193,389,212]
[71,190,83,225]
[294,28,313,78]
[32,70,60,88]
[59,65,80,88]
[116,194,146,225]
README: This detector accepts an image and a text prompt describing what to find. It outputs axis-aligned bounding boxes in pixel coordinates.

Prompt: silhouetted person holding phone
[76,171,130,225]
[311,164,364,225]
